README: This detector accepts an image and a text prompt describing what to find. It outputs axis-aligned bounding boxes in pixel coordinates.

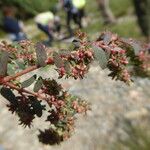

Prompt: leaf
[29,96,45,117]
[7,63,16,75]
[21,75,37,88]
[33,77,43,92]
[15,60,26,70]
[0,87,17,104]
[64,61,71,74]
[59,50,71,55]
[121,38,142,55]
[0,51,9,76]
[103,32,112,45]
[99,32,112,45]
[121,38,130,44]
[35,42,47,67]
[92,45,108,69]
[72,39,81,48]
[53,52,64,68]
[130,42,142,55]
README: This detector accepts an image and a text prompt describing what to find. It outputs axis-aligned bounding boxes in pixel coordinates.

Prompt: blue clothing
[63,0,78,13]
[3,16,27,41]
[3,16,21,34]
[64,0,72,9]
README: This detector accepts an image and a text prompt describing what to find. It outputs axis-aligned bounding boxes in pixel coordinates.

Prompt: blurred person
[60,0,82,37]
[133,0,150,41]
[51,7,62,34]
[97,0,116,24]
[72,0,86,27]
[2,6,27,42]
[34,11,61,45]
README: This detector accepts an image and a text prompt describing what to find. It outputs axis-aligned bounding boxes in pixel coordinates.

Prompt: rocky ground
[0,63,150,150]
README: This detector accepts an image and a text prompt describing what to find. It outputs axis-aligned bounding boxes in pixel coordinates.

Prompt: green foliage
[110,0,133,17]
[93,45,109,69]
[0,31,149,146]
[0,51,9,76]
[21,75,37,88]
[33,77,43,92]
[0,0,57,17]
[110,19,142,39]
[35,43,47,67]
[113,119,150,150]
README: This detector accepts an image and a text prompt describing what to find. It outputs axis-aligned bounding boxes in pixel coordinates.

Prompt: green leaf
[7,63,16,75]
[33,77,43,92]
[15,60,26,70]
[0,87,17,104]
[64,61,71,74]
[121,38,142,55]
[130,42,142,55]
[0,51,9,76]
[53,52,64,68]
[21,75,37,88]
[92,45,108,69]
[35,42,47,67]
[59,50,71,55]
[103,32,112,45]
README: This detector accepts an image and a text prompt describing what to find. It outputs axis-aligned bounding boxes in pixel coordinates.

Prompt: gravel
[0,64,150,150]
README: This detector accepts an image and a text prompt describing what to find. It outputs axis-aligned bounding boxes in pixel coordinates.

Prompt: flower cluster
[0,31,150,147]
[37,79,89,145]
[94,32,132,84]
[58,50,93,79]
[136,49,150,77]
[108,48,131,83]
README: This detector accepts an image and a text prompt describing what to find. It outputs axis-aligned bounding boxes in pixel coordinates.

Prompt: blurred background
[0,0,149,43]
[0,0,150,150]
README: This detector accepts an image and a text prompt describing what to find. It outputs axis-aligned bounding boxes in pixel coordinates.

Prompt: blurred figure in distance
[2,6,27,42]
[60,0,82,38]
[34,11,61,46]
[72,0,86,28]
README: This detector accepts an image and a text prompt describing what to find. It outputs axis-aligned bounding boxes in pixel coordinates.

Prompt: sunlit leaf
[0,51,9,76]
[103,32,112,45]
[35,42,47,67]
[33,77,43,92]
[131,41,142,55]
[64,61,71,74]
[92,45,108,69]
[21,75,37,88]
[53,52,64,68]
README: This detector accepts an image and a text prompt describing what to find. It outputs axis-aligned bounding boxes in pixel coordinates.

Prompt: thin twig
[2,66,38,83]
[4,82,47,101]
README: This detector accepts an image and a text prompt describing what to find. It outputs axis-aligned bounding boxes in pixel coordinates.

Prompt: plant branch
[4,82,47,101]
[2,66,38,83]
